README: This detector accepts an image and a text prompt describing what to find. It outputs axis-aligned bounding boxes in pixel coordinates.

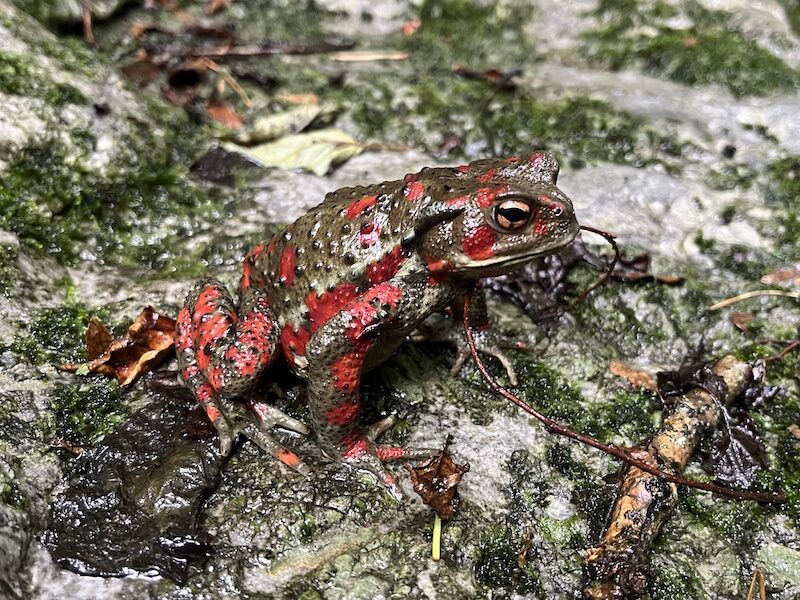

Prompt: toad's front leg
[305,278,440,499]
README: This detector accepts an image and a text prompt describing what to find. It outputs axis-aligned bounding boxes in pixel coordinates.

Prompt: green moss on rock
[4,304,102,365]
[0,234,19,295]
[779,0,800,36]
[474,524,544,594]
[0,122,246,274]
[767,156,800,260]
[409,0,535,68]
[582,1,800,97]
[50,379,127,445]
[0,50,86,104]
[342,74,688,170]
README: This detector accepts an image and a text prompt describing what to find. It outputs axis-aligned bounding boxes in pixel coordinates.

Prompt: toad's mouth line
[454,228,581,271]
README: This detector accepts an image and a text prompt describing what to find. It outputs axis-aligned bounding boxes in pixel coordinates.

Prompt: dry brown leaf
[403,18,422,37]
[206,98,244,129]
[206,0,231,15]
[62,307,176,387]
[451,65,521,90]
[407,438,469,521]
[729,312,754,332]
[608,360,657,391]
[121,56,163,87]
[761,264,800,287]
[789,424,800,440]
[49,438,85,456]
[162,58,208,106]
[85,316,114,360]
[130,21,157,38]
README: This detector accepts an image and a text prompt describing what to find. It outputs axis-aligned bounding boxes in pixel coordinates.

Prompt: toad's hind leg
[176,279,310,473]
[305,279,441,499]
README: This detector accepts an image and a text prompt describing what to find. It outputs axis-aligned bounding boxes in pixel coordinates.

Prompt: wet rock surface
[43,373,223,582]
[1,0,798,599]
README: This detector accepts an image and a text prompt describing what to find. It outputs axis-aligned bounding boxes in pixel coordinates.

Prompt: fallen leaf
[608,360,657,391]
[206,97,244,129]
[85,317,114,360]
[656,352,728,408]
[407,437,469,521]
[743,384,783,408]
[62,307,177,387]
[704,412,768,489]
[761,264,800,287]
[121,55,163,87]
[225,104,323,144]
[451,65,521,90]
[223,128,365,176]
[163,59,207,106]
[49,438,85,456]
[518,526,534,568]
[729,312,753,332]
[487,239,683,322]
[190,146,259,186]
[206,0,230,15]
[130,21,157,38]
[403,18,422,37]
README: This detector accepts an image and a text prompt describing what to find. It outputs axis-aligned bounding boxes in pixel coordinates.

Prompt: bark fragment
[582,355,753,599]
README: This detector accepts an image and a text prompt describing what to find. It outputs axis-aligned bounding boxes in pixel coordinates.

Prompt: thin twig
[191,40,355,60]
[745,568,766,600]
[199,58,252,107]
[566,225,620,310]
[710,289,800,310]
[462,289,786,503]
[82,0,95,45]
[536,225,620,320]
[766,339,800,363]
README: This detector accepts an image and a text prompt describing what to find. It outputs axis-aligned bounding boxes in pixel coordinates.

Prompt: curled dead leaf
[206,0,231,15]
[451,65,521,90]
[729,312,754,332]
[407,437,469,521]
[85,316,114,360]
[62,307,176,387]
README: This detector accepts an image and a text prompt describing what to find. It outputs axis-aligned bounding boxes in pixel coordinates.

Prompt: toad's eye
[492,199,532,231]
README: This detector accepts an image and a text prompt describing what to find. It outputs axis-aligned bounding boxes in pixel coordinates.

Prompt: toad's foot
[335,416,438,501]
[412,320,529,386]
[206,393,312,476]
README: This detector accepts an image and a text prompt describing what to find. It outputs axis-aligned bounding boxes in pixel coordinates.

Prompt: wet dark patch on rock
[43,372,222,582]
